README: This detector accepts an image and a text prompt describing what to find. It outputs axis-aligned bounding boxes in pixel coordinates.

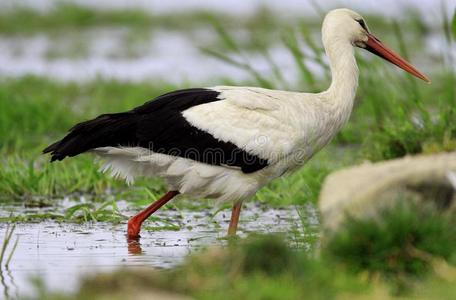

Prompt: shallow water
[0,27,451,85]
[0,1,453,84]
[0,202,318,298]
[0,29,304,84]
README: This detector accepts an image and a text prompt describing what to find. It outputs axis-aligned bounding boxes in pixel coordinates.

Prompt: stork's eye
[356,19,368,32]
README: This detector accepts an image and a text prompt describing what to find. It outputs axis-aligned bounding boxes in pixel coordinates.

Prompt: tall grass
[0,76,180,151]
[0,3,180,34]
[0,77,176,200]
[0,3,291,38]
[0,223,18,269]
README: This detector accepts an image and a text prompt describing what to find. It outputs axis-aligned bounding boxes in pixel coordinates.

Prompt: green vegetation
[0,3,192,34]
[323,201,456,292]
[0,199,123,223]
[0,76,179,149]
[0,3,293,40]
[0,223,18,269]
[0,77,173,207]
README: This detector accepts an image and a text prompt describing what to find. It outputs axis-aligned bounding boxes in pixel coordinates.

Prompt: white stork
[43,8,429,239]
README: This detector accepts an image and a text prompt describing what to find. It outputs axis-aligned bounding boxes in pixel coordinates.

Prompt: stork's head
[322,8,430,83]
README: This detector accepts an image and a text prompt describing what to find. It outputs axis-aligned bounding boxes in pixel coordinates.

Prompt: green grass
[0,76,176,204]
[0,223,18,269]
[0,76,181,150]
[0,3,293,37]
[323,201,456,292]
[0,3,179,34]
[0,199,124,223]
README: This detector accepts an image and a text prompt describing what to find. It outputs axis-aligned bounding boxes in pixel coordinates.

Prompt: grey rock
[319,152,456,230]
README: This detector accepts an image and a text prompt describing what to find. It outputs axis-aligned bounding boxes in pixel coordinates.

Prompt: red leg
[228,201,242,236]
[127,191,179,238]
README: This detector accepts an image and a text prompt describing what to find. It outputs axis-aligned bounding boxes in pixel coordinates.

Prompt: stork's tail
[43,112,137,162]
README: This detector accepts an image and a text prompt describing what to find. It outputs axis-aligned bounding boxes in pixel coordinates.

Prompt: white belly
[93,147,278,203]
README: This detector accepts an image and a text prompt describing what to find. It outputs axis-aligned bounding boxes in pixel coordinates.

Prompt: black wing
[43,88,269,174]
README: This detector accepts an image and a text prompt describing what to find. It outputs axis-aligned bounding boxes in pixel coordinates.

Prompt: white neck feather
[324,38,359,104]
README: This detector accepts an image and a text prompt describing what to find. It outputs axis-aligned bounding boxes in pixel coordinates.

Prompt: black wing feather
[43,88,269,173]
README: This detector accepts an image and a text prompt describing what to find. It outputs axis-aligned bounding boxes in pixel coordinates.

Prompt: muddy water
[0,202,318,298]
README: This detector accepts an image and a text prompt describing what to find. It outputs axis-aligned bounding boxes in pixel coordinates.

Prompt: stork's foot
[127,217,142,239]
[126,191,180,239]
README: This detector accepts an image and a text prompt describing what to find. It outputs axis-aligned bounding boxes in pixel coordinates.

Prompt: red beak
[365,34,430,83]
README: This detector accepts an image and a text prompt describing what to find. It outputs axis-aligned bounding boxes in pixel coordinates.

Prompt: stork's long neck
[324,38,359,108]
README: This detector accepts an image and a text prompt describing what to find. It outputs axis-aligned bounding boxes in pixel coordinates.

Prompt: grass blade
[5,236,19,268]
[0,224,16,267]
[282,30,316,90]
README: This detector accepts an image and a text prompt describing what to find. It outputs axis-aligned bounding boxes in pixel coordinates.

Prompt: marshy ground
[0,203,316,297]
[0,1,455,299]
